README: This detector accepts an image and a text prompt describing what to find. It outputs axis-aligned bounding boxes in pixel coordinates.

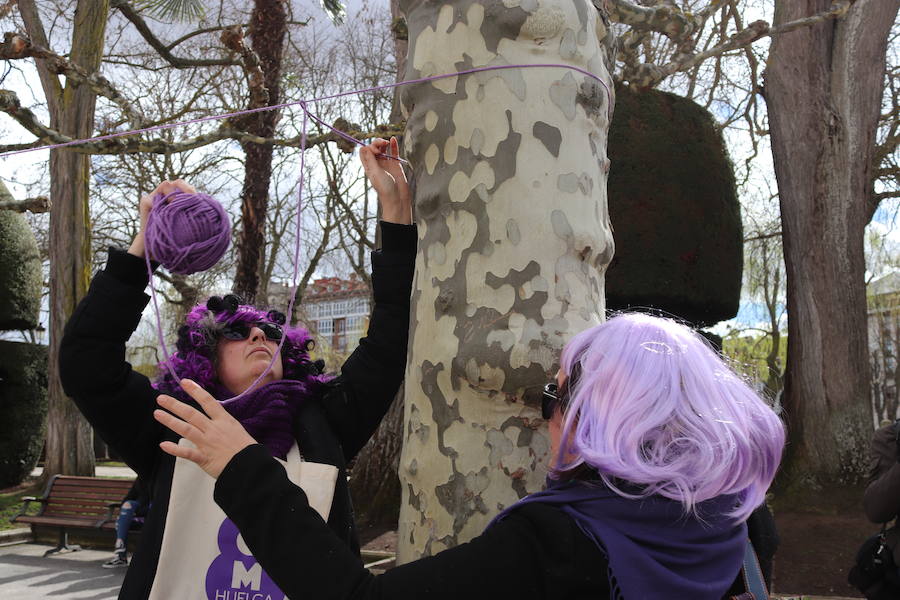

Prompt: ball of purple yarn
[145,190,231,275]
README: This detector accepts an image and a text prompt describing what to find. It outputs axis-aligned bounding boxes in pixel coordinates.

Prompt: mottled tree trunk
[765,0,898,494]
[233,0,287,303]
[22,0,110,479]
[397,0,614,561]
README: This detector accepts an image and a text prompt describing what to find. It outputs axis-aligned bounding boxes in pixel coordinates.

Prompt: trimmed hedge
[0,210,41,331]
[605,83,742,326]
[0,341,48,488]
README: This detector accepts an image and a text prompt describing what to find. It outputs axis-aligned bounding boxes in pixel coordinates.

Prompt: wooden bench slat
[15,515,101,527]
[45,496,115,506]
[53,478,133,487]
[44,492,125,503]
[42,508,111,518]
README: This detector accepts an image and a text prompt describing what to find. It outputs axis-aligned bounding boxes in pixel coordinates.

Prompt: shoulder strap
[730,538,769,600]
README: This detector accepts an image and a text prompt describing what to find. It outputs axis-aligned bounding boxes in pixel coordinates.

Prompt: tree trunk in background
[232,0,287,303]
[388,0,408,125]
[348,389,404,527]
[21,0,110,479]
[396,0,614,561]
[765,0,898,495]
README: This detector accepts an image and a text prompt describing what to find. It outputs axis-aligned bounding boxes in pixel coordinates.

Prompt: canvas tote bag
[148,441,338,600]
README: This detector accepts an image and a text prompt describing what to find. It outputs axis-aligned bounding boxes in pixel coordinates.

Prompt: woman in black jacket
[59,138,415,600]
[154,312,786,599]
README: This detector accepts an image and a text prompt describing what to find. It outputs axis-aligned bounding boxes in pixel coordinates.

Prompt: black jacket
[217,444,612,600]
[59,222,416,599]
[214,444,778,600]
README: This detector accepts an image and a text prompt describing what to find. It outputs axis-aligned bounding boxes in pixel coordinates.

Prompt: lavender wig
[554,312,785,522]
[154,298,330,400]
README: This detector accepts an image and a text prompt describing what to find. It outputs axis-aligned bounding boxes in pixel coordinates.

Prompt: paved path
[0,540,861,600]
[0,543,125,600]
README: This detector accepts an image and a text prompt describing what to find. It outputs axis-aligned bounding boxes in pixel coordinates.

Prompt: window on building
[333,317,347,352]
[318,319,333,335]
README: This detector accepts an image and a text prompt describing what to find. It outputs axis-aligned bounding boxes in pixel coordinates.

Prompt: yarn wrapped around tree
[145,190,231,275]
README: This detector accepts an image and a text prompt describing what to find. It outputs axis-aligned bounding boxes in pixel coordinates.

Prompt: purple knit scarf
[219,379,314,460]
[488,478,746,600]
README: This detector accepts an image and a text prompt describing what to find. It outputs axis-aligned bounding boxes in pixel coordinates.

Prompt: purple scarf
[220,380,314,459]
[488,478,746,600]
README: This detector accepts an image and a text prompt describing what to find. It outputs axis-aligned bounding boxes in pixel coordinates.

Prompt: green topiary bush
[0,341,48,488]
[605,83,742,326]
[0,209,42,331]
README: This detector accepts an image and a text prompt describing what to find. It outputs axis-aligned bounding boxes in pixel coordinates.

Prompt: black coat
[214,445,778,600]
[59,223,416,599]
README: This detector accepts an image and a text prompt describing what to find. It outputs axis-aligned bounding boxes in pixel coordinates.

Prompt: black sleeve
[863,422,900,523]
[215,444,580,600]
[321,222,416,461]
[59,247,166,481]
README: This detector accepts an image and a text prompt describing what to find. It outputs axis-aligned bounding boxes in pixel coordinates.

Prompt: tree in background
[723,189,787,400]
[15,0,110,479]
[765,0,899,494]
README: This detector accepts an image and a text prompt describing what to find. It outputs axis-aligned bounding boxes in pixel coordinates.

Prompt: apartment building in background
[270,275,371,354]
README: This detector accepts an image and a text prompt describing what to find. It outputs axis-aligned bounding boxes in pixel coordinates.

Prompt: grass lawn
[0,481,40,531]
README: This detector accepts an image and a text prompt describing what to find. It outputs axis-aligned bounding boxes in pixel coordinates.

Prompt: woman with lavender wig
[153,312,785,600]
[59,138,415,600]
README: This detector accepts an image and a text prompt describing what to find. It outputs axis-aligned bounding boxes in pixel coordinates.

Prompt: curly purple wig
[154,295,330,400]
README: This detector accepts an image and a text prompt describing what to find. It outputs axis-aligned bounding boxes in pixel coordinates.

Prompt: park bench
[11,475,136,556]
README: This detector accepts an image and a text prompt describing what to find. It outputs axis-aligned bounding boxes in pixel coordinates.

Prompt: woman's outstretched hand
[154,379,256,479]
[359,137,412,225]
[128,179,197,260]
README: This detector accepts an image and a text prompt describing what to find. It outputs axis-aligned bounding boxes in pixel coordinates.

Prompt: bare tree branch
[219,25,268,117]
[17,0,62,119]
[111,0,240,68]
[0,87,406,155]
[873,190,900,203]
[744,231,783,243]
[0,180,50,213]
[0,89,72,144]
[612,0,858,88]
[607,0,699,40]
[0,0,16,20]
[165,20,309,52]
[1,33,146,126]
[0,196,51,213]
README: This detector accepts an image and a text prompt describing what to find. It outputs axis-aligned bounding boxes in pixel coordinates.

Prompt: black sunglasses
[220,321,284,342]
[542,382,567,420]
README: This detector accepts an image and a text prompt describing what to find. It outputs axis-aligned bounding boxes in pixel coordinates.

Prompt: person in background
[863,418,900,564]
[103,478,150,568]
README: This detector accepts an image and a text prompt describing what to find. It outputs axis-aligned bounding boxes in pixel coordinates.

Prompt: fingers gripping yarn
[145,191,231,275]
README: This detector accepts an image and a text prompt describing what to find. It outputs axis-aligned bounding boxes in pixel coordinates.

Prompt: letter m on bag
[232,561,262,590]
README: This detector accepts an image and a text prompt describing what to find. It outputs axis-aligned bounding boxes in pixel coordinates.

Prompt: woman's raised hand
[154,379,257,479]
[359,137,412,225]
[128,179,197,259]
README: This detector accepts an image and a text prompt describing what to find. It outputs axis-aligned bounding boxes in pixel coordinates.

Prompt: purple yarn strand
[224,105,309,401]
[0,63,610,159]
[145,247,181,385]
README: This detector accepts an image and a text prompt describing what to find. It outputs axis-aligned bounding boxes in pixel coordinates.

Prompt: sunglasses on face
[542,382,568,420]
[220,321,284,342]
